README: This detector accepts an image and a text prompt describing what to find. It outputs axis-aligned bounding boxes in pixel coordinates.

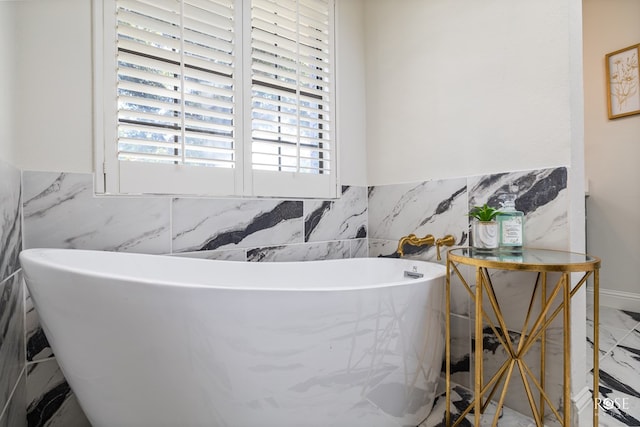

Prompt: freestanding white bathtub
[20,248,446,427]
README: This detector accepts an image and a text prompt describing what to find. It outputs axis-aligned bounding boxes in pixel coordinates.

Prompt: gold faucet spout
[396,234,416,257]
[397,233,435,257]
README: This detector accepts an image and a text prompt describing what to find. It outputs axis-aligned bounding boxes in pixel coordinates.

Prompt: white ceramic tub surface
[20,249,446,427]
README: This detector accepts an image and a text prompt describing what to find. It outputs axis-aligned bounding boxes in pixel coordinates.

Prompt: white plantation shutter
[104,0,240,195]
[99,0,336,197]
[250,0,335,197]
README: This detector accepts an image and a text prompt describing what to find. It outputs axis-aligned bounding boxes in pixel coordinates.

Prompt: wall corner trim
[572,385,595,427]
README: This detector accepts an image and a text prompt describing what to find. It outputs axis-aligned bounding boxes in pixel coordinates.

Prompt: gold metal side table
[445,248,601,427]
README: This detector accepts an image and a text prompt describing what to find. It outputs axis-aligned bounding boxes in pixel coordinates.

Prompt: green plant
[467,204,501,222]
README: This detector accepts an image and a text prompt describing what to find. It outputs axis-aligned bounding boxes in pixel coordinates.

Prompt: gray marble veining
[468,167,569,250]
[247,240,351,262]
[590,325,640,426]
[0,273,24,417]
[23,172,170,254]
[26,359,90,427]
[25,289,52,363]
[172,198,304,253]
[349,238,368,258]
[0,160,21,282]
[0,372,26,427]
[171,248,247,261]
[368,178,468,246]
[303,186,367,242]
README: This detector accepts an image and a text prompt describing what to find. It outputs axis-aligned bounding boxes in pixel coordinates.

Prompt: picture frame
[606,43,640,119]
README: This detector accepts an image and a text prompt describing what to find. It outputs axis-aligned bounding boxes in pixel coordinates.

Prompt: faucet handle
[435,235,456,261]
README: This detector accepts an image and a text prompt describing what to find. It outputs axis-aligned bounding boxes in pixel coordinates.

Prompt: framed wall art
[606,43,639,119]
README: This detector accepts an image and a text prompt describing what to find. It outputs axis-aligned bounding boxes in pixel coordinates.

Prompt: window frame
[93,0,338,198]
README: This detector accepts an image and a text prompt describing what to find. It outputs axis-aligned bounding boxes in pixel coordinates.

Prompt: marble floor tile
[590,326,640,427]
[588,303,640,332]
[421,384,538,427]
[586,319,633,371]
[426,306,640,427]
[26,359,91,427]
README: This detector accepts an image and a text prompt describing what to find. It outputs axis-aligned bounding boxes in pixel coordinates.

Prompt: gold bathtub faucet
[396,234,435,257]
[397,233,456,260]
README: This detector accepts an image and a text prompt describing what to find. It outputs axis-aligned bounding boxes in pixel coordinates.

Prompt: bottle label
[501,217,523,245]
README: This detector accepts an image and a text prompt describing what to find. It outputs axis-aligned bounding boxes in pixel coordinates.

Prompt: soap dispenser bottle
[498,184,524,253]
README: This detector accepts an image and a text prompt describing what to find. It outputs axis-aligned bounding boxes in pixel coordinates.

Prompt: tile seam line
[0,267,22,287]
[0,365,25,423]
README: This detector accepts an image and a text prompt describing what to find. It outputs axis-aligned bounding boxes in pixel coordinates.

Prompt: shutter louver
[116,0,236,169]
[103,0,336,197]
[250,0,333,177]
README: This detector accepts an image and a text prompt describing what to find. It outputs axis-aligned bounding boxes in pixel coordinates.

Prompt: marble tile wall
[20,171,368,426]
[22,172,171,254]
[469,168,570,420]
[367,166,570,422]
[0,159,26,427]
[368,178,469,261]
[10,166,571,426]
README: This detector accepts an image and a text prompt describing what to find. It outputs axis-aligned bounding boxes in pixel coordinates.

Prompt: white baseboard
[588,288,640,312]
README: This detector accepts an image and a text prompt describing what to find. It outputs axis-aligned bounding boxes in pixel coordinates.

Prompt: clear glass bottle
[497,184,524,253]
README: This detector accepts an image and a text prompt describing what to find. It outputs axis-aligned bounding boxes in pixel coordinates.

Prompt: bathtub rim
[20,248,446,292]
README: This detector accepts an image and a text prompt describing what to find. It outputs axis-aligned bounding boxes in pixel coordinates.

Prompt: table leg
[446,259,451,427]
[563,273,571,426]
[540,272,546,422]
[594,269,600,427]
[474,266,483,427]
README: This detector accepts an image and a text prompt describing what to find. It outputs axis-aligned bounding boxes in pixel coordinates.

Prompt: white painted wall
[364,0,575,186]
[336,0,368,187]
[584,0,640,298]
[11,0,586,196]
[14,0,93,173]
[12,0,369,186]
[0,2,16,164]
